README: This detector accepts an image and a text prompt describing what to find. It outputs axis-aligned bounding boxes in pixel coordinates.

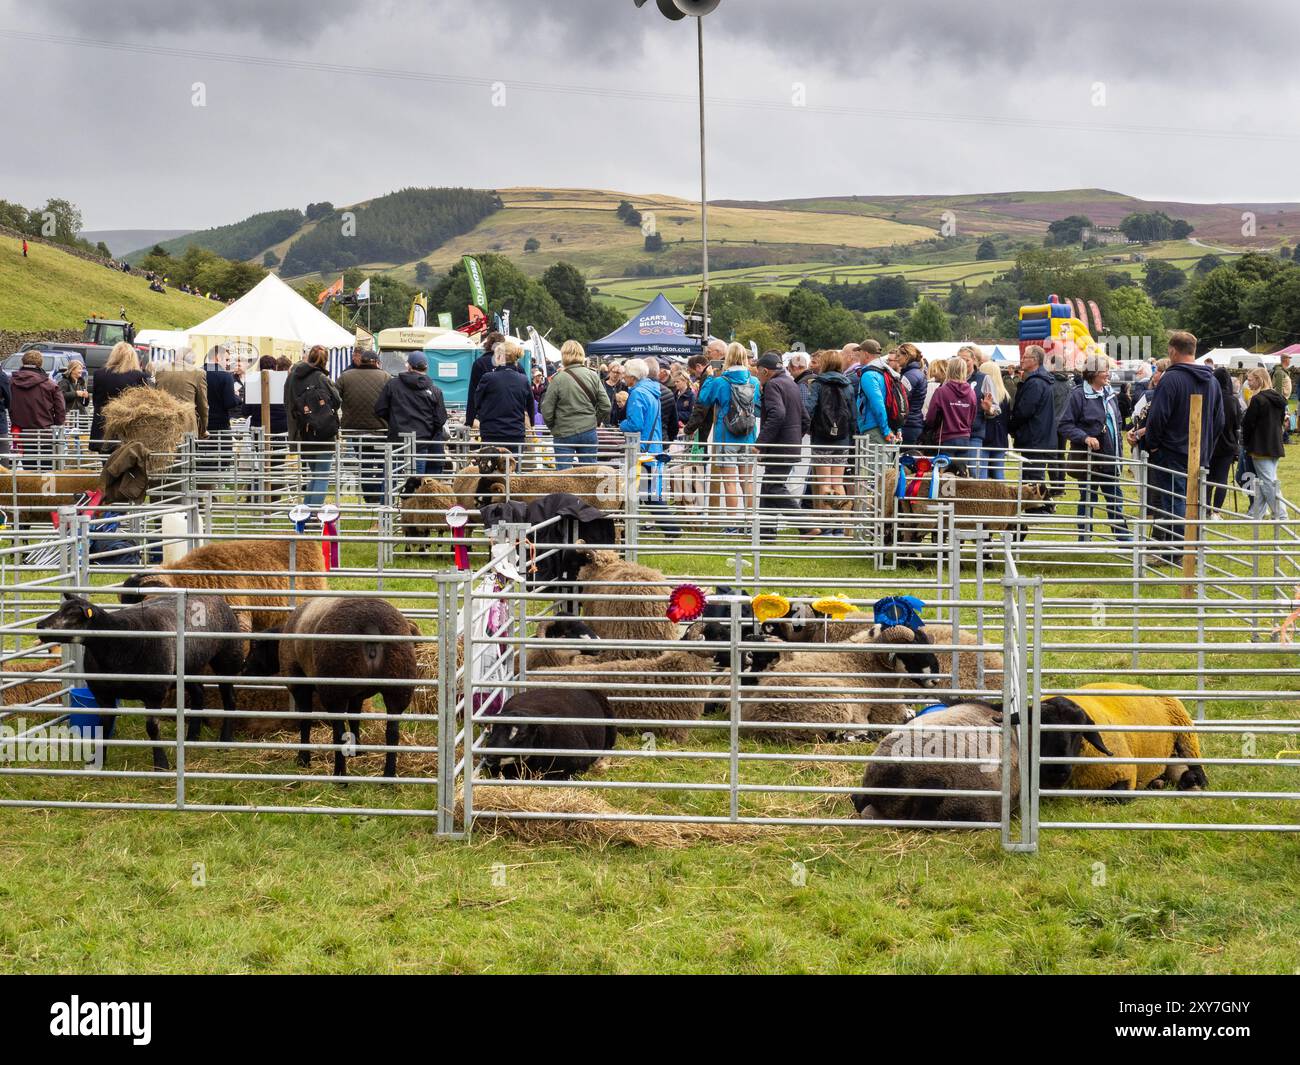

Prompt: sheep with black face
[479,688,616,780]
[743,625,942,742]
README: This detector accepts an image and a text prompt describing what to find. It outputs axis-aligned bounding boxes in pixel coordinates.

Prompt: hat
[860,339,882,356]
[359,349,380,365]
[757,352,783,371]
[407,352,428,371]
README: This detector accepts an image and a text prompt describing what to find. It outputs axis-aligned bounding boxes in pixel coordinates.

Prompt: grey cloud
[42,0,356,43]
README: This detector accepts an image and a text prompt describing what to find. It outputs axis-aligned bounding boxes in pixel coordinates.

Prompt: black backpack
[297,373,339,441]
[812,378,854,440]
[722,378,757,437]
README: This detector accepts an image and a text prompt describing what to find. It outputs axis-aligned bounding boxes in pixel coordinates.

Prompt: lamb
[1038,683,1207,793]
[0,466,102,526]
[575,550,677,656]
[397,475,455,553]
[119,538,328,632]
[533,645,724,743]
[243,596,421,777]
[744,625,942,742]
[479,688,616,780]
[854,701,1014,824]
[882,468,1058,545]
[36,593,245,770]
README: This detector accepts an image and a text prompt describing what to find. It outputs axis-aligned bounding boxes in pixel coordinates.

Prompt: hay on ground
[459,785,765,848]
[101,386,187,472]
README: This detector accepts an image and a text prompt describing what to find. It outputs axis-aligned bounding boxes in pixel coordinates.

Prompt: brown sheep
[881,467,1057,544]
[244,596,422,777]
[398,475,455,553]
[575,550,676,657]
[119,538,328,632]
[0,466,102,527]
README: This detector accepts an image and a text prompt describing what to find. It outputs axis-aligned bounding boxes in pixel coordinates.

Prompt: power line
[3,27,1299,146]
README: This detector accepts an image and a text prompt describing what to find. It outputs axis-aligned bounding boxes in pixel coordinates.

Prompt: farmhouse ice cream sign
[637,313,685,336]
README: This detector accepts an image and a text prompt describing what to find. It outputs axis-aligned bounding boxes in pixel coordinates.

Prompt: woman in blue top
[697,343,761,530]
[619,358,678,532]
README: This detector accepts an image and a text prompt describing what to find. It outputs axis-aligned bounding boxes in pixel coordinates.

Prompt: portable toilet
[422,332,482,408]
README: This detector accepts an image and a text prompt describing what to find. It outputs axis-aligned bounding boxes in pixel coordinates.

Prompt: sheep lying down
[479,688,616,781]
[1039,683,1207,793]
[855,702,1014,824]
[743,625,942,743]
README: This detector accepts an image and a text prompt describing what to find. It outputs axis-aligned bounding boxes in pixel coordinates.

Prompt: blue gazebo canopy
[587,294,701,359]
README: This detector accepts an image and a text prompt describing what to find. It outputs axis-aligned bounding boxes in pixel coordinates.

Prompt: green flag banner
[462,256,487,309]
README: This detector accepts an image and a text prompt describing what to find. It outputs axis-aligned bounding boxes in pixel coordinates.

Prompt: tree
[1119,211,1193,243]
[28,198,82,245]
[262,250,280,268]
[95,241,111,258]
[733,318,789,354]
[904,298,951,342]
[644,233,665,252]
[414,262,434,284]
[1179,267,1249,348]
[1142,259,1186,302]
[523,237,541,253]
[777,287,863,350]
[1106,287,1167,353]
[976,238,997,261]
[1046,215,1094,246]
[1194,254,1224,276]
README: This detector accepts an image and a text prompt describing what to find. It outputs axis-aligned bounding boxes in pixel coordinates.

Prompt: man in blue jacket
[1007,346,1057,484]
[1143,330,1224,555]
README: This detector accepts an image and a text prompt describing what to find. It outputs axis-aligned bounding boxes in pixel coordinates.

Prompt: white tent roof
[914,341,1021,365]
[1203,347,1273,369]
[187,274,355,350]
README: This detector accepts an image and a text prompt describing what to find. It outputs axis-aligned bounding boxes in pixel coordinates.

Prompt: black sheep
[243,596,420,777]
[479,688,615,780]
[37,593,245,770]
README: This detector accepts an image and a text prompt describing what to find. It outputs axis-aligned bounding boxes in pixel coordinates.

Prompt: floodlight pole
[697,15,710,344]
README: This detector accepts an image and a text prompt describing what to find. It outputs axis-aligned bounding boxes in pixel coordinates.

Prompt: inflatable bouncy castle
[1018,295,1107,370]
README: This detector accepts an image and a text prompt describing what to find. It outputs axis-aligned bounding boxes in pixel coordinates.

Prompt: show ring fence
[1,430,1297,852]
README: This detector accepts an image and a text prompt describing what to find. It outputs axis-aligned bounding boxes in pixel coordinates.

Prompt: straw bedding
[101,386,187,472]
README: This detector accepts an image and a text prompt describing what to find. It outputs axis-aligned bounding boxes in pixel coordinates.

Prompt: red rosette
[666,583,707,624]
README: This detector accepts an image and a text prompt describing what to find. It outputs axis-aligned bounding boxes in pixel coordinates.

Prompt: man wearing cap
[755,352,808,521]
[374,352,449,477]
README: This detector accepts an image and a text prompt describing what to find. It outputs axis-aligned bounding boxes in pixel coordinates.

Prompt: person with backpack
[898,343,928,445]
[285,345,341,509]
[697,342,761,531]
[803,348,855,536]
[856,347,904,446]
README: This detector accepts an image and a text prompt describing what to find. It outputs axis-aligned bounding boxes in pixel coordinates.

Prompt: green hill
[127,209,305,263]
[2,237,221,334]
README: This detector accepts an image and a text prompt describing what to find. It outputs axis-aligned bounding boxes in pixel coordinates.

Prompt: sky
[2,0,1298,230]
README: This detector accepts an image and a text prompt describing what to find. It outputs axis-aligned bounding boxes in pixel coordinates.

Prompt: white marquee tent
[184,274,357,375]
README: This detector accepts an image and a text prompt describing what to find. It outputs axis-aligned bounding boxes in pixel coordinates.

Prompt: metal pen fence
[1,426,1296,851]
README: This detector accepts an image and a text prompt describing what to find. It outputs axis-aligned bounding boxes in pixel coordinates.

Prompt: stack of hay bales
[101,387,188,474]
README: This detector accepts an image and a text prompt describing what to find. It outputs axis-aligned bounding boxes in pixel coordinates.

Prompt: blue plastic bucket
[68,687,117,738]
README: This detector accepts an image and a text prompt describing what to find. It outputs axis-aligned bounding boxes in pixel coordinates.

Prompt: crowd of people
[0,324,1292,541]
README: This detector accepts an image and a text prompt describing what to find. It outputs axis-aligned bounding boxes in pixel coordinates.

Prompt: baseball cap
[407,352,429,371]
[756,352,783,371]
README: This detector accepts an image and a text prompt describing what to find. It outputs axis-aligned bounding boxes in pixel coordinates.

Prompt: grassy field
[0,239,218,333]
[1,461,1298,974]
[591,239,1245,312]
